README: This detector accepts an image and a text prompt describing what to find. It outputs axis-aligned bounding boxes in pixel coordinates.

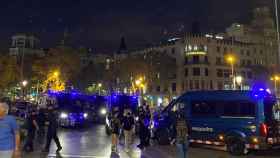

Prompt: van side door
[189,100,218,142]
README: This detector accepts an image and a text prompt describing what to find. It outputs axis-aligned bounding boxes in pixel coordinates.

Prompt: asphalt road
[23,125,280,158]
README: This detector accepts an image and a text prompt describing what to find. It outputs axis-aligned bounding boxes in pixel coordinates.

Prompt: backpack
[176,120,188,144]
[123,116,134,130]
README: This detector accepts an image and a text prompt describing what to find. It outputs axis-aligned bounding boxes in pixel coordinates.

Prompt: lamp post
[271,75,279,94]
[226,55,236,90]
[21,80,28,100]
[98,83,102,95]
[274,0,280,66]
[134,76,146,106]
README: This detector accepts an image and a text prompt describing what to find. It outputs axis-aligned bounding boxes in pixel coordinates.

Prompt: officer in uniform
[43,105,62,153]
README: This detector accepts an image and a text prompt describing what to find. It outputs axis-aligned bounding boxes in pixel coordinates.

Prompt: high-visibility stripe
[190,139,223,146]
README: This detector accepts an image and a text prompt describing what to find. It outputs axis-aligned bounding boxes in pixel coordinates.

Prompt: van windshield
[264,99,280,122]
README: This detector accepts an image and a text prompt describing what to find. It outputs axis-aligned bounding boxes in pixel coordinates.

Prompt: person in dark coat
[42,106,62,153]
[111,107,121,153]
[37,108,46,143]
[137,105,150,149]
[23,110,39,152]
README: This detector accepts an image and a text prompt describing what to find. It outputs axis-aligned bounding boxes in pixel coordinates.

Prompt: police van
[154,90,280,155]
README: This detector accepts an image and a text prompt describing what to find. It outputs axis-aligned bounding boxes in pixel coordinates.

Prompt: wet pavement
[23,124,280,158]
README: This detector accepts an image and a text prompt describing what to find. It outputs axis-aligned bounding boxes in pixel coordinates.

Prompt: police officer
[111,107,121,153]
[23,110,39,152]
[137,105,150,149]
[43,105,62,153]
[37,108,46,144]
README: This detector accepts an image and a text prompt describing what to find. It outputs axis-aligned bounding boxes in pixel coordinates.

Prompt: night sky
[0,0,272,52]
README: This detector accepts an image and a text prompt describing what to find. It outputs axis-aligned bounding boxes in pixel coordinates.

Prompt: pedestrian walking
[0,101,21,158]
[42,105,62,153]
[111,107,121,153]
[23,110,39,152]
[122,109,135,152]
[175,112,189,158]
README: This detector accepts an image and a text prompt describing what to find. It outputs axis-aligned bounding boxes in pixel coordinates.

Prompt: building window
[185,81,188,90]
[185,57,188,64]
[217,69,223,77]
[171,47,176,54]
[241,49,244,55]
[253,48,257,53]
[156,86,161,92]
[217,46,220,53]
[246,50,250,56]
[260,50,263,55]
[172,83,176,92]
[193,68,200,76]
[247,71,253,79]
[205,68,209,76]
[224,69,230,78]
[185,68,188,77]
[193,55,199,64]
[216,57,222,65]
[247,60,252,66]
[210,80,213,89]
[195,80,199,89]
[201,80,205,89]
[190,80,193,90]
[204,56,208,63]
[224,47,227,53]
[217,82,223,90]
[241,71,246,78]
[241,60,246,66]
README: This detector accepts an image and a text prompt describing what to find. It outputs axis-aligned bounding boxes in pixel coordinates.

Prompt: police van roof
[180,90,274,101]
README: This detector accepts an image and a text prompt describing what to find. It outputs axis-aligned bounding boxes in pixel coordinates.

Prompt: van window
[191,101,217,117]
[172,102,186,113]
[222,101,255,117]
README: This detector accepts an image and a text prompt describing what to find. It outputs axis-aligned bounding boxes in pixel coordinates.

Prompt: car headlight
[83,113,88,118]
[135,116,139,121]
[100,108,107,115]
[60,112,68,119]
[106,116,110,126]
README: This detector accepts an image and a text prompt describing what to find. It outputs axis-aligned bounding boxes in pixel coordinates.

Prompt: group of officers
[20,104,62,153]
[109,102,190,158]
[109,103,152,153]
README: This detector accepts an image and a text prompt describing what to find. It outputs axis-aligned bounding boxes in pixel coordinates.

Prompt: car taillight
[260,123,268,137]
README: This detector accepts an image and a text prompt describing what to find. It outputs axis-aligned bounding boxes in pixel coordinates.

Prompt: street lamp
[271,75,279,94]
[226,55,236,90]
[53,71,59,77]
[235,76,243,90]
[22,80,28,87]
[98,83,102,95]
[21,80,28,100]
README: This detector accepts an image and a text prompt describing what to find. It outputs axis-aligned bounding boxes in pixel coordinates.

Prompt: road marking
[48,153,109,158]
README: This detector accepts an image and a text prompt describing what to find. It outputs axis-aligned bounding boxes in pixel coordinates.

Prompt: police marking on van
[192,127,214,132]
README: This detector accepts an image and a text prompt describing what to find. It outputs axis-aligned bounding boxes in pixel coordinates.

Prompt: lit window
[188,45,192,51]
[194,45,198,51]
[204,46,207,51]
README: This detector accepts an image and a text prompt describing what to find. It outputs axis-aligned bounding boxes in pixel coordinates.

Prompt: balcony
[185,61,210,65]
